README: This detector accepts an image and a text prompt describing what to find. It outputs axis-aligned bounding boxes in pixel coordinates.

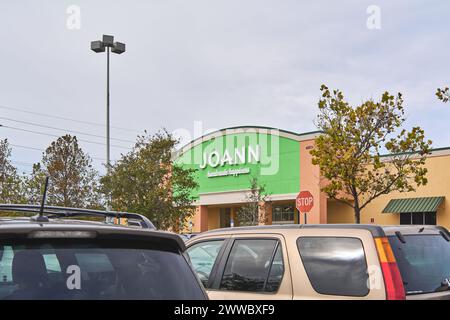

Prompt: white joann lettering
[199,145,260,169]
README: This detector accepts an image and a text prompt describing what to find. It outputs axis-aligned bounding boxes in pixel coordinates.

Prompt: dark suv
[0,204,207,300]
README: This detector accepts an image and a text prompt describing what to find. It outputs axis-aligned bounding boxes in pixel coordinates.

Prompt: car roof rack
[0,204,155,229]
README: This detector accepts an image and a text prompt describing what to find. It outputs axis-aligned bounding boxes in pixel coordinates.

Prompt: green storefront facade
[174,126,324,232]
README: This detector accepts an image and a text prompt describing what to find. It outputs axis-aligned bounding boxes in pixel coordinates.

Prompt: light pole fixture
[90,35,125,172]
[91,35,125,211]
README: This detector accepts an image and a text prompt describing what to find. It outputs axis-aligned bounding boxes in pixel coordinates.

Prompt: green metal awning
[382,196,445,214]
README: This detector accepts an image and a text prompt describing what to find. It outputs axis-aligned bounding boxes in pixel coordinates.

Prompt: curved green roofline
[175,125,322,158]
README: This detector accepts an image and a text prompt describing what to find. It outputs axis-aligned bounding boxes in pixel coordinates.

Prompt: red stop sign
[296,191,314,213]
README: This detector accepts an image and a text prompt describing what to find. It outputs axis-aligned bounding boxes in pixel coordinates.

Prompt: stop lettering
[296,191,314,213]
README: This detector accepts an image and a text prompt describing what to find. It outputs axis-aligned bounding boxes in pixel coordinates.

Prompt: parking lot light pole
[91,35,126,211]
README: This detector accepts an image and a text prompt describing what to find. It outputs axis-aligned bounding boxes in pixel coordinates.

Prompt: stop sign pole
[296,191,314,225]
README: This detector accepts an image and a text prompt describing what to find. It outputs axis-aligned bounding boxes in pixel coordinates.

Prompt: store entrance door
[219,208,231,228]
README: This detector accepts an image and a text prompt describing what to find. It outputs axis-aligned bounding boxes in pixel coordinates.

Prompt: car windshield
[0,239,205,300]
[389,234,450,295]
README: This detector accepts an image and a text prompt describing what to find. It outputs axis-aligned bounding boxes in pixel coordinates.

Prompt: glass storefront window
[272,204,295,224]
[400,212,437,225]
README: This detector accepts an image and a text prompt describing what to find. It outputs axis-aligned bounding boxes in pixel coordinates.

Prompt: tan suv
[186,224,450,300]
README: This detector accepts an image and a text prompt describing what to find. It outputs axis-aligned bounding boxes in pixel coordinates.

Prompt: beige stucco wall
[328,154,450,228]
[299,139,328,224]
[191,205,207,232]
[207,207,220,230]
[327,200,354,223]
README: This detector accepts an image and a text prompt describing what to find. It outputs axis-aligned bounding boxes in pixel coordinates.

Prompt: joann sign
[200,145,261,178]
[199,145,261,169]
[175,129,282,177]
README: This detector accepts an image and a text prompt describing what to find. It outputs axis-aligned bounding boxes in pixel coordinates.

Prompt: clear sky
[0,0,449,174]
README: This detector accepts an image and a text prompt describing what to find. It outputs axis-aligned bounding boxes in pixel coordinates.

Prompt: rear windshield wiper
[395,231,406,243]
[440,231,450,242]
[435,279,450,292]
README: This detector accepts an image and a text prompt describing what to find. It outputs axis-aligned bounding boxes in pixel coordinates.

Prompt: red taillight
[374,237,406,300]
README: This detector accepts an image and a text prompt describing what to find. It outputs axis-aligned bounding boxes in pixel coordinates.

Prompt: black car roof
[0,204,155,228]
[0,216,186,251]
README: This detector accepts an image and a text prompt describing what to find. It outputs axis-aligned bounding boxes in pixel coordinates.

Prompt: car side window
[187,240,224,288]
[297,237,369,297]
[219,239,283,293]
